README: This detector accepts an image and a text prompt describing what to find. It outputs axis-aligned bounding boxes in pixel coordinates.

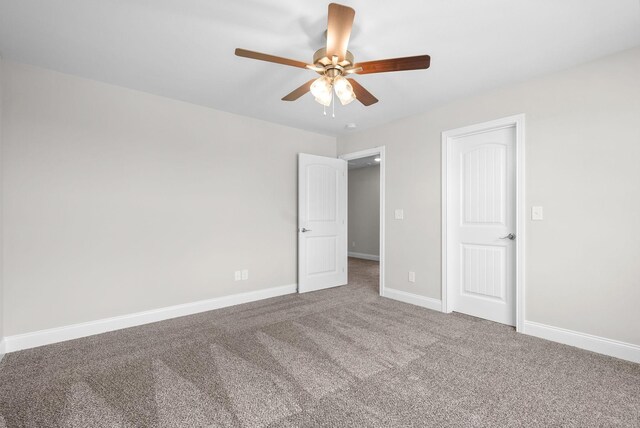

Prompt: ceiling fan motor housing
[313,48,355,76]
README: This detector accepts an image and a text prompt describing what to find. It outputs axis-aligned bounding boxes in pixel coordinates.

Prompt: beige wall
[1,61,336,336]
[348,166,380,256]
[338,47,640,345]
[2,47,639,349]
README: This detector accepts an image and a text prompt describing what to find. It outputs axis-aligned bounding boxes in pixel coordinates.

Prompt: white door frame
[441,115,525,332]
[339,146,386,296]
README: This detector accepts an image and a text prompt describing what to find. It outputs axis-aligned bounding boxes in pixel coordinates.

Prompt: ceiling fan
[235,3,430,108]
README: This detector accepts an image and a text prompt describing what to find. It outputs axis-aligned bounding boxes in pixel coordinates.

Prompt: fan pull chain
[332,91,335,118]
[323,104,326,116]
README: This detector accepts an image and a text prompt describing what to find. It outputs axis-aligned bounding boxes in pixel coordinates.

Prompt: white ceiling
[1,0,638,136]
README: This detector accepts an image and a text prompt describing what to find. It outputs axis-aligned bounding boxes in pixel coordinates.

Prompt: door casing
[442,115,525,332]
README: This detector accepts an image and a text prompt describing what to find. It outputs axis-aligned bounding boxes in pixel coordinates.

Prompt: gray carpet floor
[0,257,639,427]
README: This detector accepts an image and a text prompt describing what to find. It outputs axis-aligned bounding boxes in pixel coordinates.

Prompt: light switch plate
[395,209,404,220]
[531,206,544,221]
[241,269,249,280]
[234,271,241,281]
[408,271,416,283]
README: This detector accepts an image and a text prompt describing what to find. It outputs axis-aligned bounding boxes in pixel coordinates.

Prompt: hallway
[347,257,379,295]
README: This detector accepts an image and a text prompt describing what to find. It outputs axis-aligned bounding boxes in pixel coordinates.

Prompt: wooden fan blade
[326,3,355,62]
[235,48,308,69]
[282,79,316,101]
[355,55,431,74]
[348,79,378,106]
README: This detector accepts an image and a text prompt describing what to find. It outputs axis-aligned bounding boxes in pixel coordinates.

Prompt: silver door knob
[500,233,516,240]
[300,228,312,233]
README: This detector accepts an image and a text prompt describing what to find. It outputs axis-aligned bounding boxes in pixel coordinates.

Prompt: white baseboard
[523,321,640,364]
[4,284,297,353]
[382,288,442,312]
[0,338,5,362]
[348,252,380,261]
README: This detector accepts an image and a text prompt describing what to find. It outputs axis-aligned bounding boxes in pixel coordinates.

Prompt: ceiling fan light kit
[235,3,431,113]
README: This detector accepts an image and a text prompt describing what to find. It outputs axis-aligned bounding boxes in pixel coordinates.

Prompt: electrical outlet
[241,269,249,280]
[408,271,416,283]
[234,271,241,281]
[352,241,356,247]
[395,209,404,220]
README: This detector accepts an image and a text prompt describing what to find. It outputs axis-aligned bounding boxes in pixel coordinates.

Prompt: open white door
[298,153,347,293]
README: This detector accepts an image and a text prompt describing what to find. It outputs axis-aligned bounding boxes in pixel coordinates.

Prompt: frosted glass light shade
[310,76,332,102]
[314,94,332,106]
[333,76,356,105]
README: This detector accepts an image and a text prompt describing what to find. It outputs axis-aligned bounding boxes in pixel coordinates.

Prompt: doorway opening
[340,147,386,296]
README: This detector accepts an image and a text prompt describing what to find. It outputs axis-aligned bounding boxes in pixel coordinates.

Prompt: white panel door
[298,153,347,293]
[448,126,516,325]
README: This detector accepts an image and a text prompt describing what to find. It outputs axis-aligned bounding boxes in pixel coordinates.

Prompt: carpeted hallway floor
[0,257,638,427]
